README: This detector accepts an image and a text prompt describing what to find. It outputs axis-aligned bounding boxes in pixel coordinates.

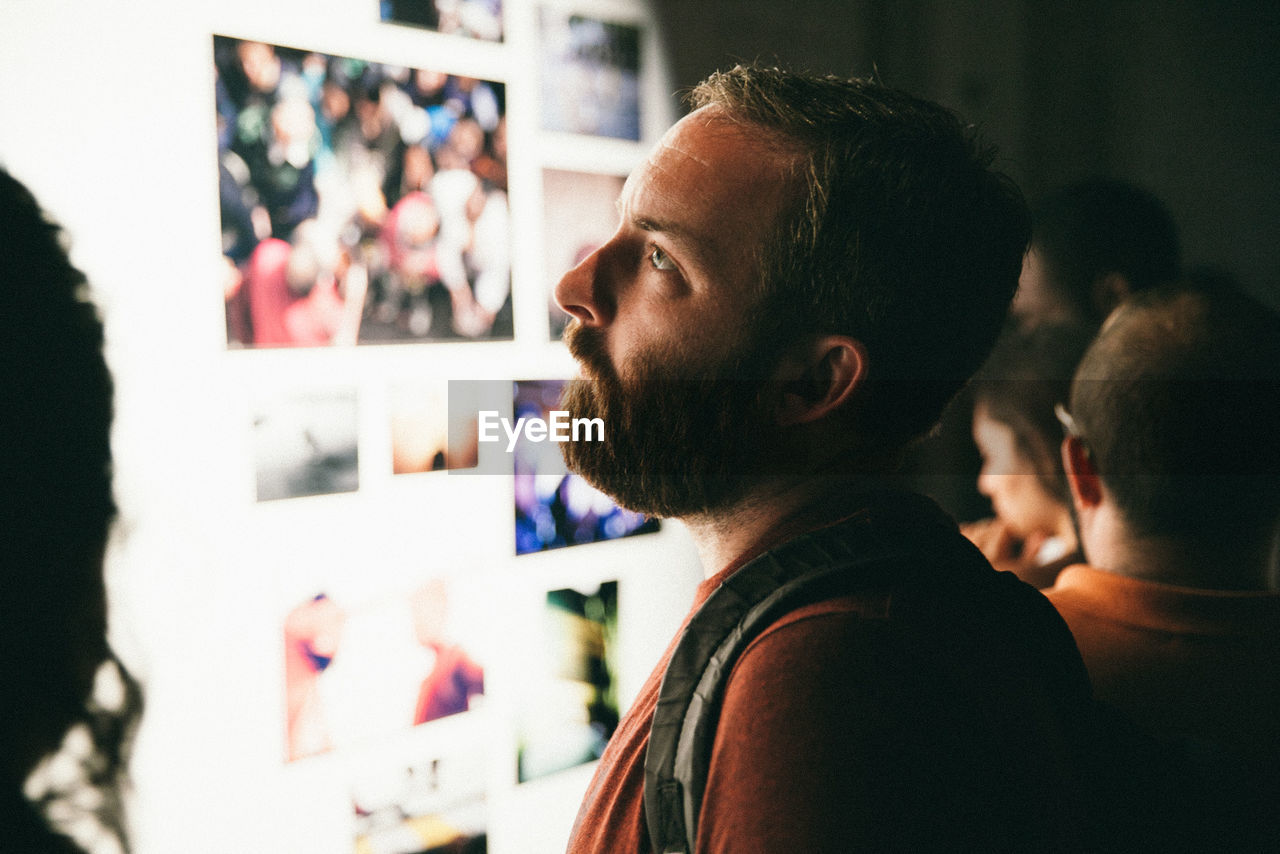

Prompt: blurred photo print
[351,740,488,854]
[512,380,658,555]
[253,389,360,502]
[541,168,625,339]
[216,36,511,347]
[284,578,485,762]
[517,581,619,783]
[391,382,480,474]
[380,0,504,42]
[538,10,641,140]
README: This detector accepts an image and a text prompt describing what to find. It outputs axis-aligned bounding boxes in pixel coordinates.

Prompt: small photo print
[512,380,658,555]
[284,579,485,762]
[253,390,359,502]
[538,10,642,140]
[542,169,625,339]
[352,742,487,854]
[380,0,503,42]
[216,36,511,347]
[390,382,480,474]
[518,581,619,783]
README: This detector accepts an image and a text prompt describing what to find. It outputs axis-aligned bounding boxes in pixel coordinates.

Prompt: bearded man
[554,66,1097,852]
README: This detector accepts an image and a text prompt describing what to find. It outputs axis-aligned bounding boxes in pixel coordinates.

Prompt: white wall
[0,1,701,851]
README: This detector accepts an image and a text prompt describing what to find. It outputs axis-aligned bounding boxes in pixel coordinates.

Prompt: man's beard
[559,321,782,518]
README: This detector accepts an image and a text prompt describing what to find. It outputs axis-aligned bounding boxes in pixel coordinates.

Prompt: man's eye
[648,246,676,271]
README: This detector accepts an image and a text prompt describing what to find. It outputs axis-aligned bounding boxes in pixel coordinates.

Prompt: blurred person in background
[236,219,367,346]
[378,191,443,334]
[899,176,1182,523]
[430,119,510,338]
[1047,284,1280,848]
[0,168,139,852]
[1012,177,1181,331]
[963,323,1094,588]
[1050,285,1280,758]
[230,92,321,244]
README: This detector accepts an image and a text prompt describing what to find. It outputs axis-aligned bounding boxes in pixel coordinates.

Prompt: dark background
[654,0,1280,310]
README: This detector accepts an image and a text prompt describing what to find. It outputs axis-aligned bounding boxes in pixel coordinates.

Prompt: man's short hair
[1069,285,1280,542]
[690,66,1031,446]
[1032,178,1181,326]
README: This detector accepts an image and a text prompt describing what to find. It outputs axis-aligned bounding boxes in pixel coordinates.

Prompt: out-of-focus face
[553,106,801,515]
[1010,247,1074,330]
[238,41,281,94]
[403,145,435,191]
[973,404,1065,541]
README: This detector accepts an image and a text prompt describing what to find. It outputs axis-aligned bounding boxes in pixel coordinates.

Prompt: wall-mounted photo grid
[210,5,680,853]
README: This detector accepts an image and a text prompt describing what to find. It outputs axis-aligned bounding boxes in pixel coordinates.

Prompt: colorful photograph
[380,0,503,42]
[541,169,625,339]
[538,11,642,140]
[253,389,360,502]
[517,581,619,782]
[390,382,480,474]
[284,579,485,762]
[512,380,658,555]
[216,36,511,346]
[352,742,487,854]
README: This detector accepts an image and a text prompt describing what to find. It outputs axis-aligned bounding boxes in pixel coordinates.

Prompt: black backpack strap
[643,501,972,853]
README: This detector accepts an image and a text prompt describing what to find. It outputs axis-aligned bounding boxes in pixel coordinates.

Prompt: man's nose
[554,244,615,327]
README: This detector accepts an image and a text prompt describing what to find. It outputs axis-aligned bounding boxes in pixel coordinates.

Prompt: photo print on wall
[512,380,658,555]
[538,10,642,140]
[216,35,511,347]
[351,738,488,854]
[390,381,480,474]
[542,168,625,339]
[380,0,503,42]
[517,580,619,782]
[253,389,359,502]
[284,578,485,762]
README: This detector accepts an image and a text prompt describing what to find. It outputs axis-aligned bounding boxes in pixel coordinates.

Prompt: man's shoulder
[733,560,1063,659]
[1048,562,1280,638]
[722,524,1090,704]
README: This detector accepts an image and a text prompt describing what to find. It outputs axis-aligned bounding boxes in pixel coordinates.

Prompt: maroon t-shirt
[566,509,827,853]
[566,497,1091,852]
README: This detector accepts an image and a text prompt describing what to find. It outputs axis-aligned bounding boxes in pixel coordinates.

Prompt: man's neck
[1086,514,1274,591]
[681,476,887,579]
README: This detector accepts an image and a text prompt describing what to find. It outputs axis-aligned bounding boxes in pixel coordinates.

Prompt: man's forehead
[619,109,799,232]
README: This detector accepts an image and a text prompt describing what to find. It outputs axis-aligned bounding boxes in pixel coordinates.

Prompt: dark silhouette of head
[0,167,134,851]
[1070,285,1280,556]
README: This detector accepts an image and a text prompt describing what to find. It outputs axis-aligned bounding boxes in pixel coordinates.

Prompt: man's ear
[774,335,867,427]
[1062,436,1104,510]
